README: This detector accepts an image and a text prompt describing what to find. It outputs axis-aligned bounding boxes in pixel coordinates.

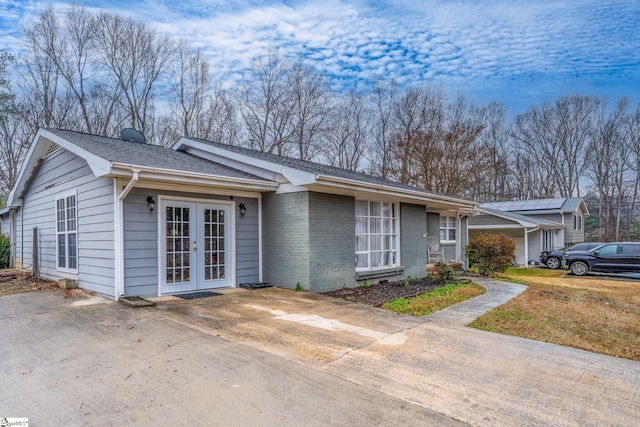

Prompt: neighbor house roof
[474,207,564,229]
[174,137,478,214]
[480,197,588,215]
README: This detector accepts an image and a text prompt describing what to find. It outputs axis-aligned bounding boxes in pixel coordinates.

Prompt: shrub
[465,233,515,276]
[0,234,10,268]
[434,261,459,283]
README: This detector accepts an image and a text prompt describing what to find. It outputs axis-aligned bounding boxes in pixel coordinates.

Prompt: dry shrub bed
[0,269,90,298]
[471,269,640,361]
[322,277,452,307]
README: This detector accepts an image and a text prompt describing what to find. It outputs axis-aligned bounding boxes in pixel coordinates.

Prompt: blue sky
[1,0,639,115]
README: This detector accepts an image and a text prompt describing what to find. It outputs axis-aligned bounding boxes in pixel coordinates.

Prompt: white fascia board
[468,224,525,230]
[476,209,536,228]
[315,175,478,214]
[110,163,278,191]
[174,138,316,186]
[7,128,111,207]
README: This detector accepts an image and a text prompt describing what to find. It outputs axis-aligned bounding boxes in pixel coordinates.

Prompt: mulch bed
[322,276,460,307]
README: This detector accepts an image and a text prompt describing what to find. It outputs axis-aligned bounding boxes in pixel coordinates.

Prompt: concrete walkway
[423,278,527,326]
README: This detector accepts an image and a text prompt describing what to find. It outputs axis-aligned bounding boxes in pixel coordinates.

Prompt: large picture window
[440,216,456,243]
[56,192,78,271]
[355,200,398,270]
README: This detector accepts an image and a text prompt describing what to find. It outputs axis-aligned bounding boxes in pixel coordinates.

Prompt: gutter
[109,162,279,190]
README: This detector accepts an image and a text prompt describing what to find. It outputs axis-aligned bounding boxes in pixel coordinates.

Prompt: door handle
[193,240,197,251]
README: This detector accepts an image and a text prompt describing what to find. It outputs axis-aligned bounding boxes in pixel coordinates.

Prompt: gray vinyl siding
[400,203,427,278]
[123,188,260,297]
[262,191,310,290]
[308,193,355,292]
[15,149,115,296]
[528,212,584,245]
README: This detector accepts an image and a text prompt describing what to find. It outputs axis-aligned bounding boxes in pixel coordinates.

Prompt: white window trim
[574,214,583,231]
[355,200,400,271]
[440,215,457,244]
[55,190,79,274]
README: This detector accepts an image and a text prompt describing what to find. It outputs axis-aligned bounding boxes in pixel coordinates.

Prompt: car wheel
[545,257,561,269]
[570,261,589,276]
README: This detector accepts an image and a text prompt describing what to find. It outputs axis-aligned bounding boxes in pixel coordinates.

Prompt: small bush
[465,233,515,276]
[0,234,10,268]
[434,261,459,283]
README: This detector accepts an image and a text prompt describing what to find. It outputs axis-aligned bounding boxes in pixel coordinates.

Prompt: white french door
[160,200,231,294]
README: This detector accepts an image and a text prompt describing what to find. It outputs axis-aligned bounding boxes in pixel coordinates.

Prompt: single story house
[468,198,588,266]
[2,128,478,299]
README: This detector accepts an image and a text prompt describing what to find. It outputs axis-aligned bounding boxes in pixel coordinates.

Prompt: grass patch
[470,269,640,361]
[383,282,485,316]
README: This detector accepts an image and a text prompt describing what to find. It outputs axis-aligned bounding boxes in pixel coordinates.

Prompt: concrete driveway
[1,281,639,426]
[154,280,640,427]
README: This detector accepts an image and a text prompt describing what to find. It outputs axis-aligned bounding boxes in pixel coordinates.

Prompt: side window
[439,216,456,243]
[56,192,78,271]
[597,244,618,256]
[622,245,640,255]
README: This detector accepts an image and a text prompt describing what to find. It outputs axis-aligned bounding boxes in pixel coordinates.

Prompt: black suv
[563,242,640,276]
[540,242,603,269]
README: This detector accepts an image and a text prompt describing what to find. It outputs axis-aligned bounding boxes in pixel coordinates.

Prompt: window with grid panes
[355,200,398,270]
[56,192,78,271]
[439,216,456,243]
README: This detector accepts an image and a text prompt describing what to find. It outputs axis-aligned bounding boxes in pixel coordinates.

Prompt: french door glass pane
[356,200,368,216]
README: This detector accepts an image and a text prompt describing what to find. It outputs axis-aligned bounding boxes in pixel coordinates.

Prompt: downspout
[114,170,139,300]
[524,226,540,268]
[455,211,461,263]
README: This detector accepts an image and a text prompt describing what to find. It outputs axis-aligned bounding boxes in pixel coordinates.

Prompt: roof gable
[6,128,275,208]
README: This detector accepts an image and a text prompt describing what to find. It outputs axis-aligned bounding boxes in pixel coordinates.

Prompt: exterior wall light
[239,203,247,216]
[147,196,156,212]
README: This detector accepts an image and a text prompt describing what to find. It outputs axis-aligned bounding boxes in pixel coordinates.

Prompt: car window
[597,244,619,255]
[621,244,640,255]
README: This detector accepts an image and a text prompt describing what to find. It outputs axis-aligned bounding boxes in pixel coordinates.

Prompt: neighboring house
[468,198,589,266]
[3,128,478,299]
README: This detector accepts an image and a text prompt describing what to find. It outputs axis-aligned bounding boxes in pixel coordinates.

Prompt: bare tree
[369,80,397,178]
[513,95,598,198]
[0,52,32,193]
[321,93,370,171]
[389,87,444,184]
[289,63,330,161]
[238,51,296,155]
[476,102,513,201]
[94,11,176,136]
[410,95,486,197]
[20,6,76,130]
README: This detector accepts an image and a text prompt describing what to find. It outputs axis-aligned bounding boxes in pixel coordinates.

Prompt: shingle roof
[561,197,585,212]
[187,138,474,201]
[481,197,583,214]
[46,129,269,182]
